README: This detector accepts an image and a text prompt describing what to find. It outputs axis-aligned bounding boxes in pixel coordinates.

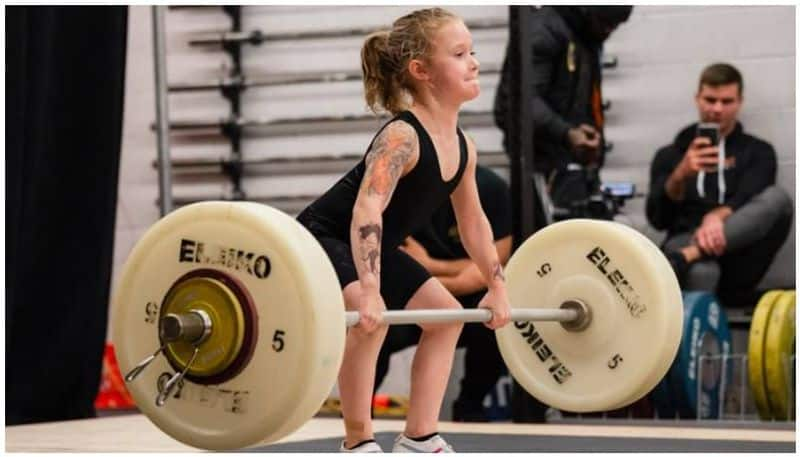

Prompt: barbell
[112,201,683,450]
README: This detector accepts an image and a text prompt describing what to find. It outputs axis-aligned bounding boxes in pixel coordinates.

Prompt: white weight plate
[608,222,683,409]
[232,201,347,444]
[495,219,683,413]
[112,202,345,450]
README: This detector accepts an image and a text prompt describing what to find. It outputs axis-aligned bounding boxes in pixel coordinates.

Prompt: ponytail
[361,30,407,115]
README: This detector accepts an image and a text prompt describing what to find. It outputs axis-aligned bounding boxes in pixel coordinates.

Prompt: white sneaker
[340,439,383,453]
[392,434,455,453]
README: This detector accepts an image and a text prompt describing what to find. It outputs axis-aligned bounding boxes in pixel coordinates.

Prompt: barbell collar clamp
[159,310,213,345]
[344,306,582,327]
[156,345,200,407]
[124,342,168,383]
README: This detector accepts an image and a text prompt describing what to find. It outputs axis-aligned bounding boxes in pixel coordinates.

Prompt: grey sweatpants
[663,185,794,292]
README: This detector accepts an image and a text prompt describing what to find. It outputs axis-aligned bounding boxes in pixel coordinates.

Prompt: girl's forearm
[350,206,383,294]
[461,215,504,289]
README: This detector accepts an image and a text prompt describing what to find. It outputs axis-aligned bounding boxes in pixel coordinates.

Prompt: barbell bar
[159,307,584,341]
[343,306,585,327]
[160,308,586,344]
[112,201,683,450]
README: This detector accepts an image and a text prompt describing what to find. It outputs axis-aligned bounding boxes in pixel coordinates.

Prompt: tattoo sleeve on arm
[358,223,382,274]
[362,122,416,200]
[352,122,416,286]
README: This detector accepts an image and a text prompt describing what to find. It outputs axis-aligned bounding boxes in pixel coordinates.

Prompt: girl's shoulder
[378,116,419,144]
[368,116,420,161]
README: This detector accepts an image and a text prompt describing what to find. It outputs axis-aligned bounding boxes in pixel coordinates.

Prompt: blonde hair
[361,7,460,115]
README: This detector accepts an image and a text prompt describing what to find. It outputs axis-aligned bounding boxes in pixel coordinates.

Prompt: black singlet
[297,110,469,249]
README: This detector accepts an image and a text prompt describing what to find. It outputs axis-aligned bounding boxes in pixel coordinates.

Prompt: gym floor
[6,413,794,452]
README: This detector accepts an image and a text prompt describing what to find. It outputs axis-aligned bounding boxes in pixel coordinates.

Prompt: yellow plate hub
[160,276,246,378]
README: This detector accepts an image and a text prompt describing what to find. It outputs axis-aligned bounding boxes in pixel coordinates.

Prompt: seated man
[373,165,512,422]
[646,63,793,303]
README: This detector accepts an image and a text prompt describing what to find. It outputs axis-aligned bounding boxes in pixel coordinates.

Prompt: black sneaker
[664,250,689,284]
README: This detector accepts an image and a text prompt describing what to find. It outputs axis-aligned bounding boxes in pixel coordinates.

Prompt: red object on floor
[95,343,136,410]
[373,394,390,408]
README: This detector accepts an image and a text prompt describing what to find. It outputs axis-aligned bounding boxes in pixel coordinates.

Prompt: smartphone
[696,123,720,147]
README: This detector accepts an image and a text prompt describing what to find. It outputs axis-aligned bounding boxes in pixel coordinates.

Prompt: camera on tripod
[535,165,639,223]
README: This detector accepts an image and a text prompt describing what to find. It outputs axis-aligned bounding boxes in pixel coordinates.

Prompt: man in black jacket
[494,6,632,211]
[647,63,793,302]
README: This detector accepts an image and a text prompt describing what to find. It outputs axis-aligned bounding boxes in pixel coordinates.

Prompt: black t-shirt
[411,165,512,305]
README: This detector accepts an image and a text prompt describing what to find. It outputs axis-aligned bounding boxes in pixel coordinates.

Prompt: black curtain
[6,6,128,425]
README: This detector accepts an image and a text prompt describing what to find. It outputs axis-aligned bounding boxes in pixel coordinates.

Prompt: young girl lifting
[297,8,511,452]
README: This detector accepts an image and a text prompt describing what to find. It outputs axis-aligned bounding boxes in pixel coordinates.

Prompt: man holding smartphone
[646,63,793,304]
